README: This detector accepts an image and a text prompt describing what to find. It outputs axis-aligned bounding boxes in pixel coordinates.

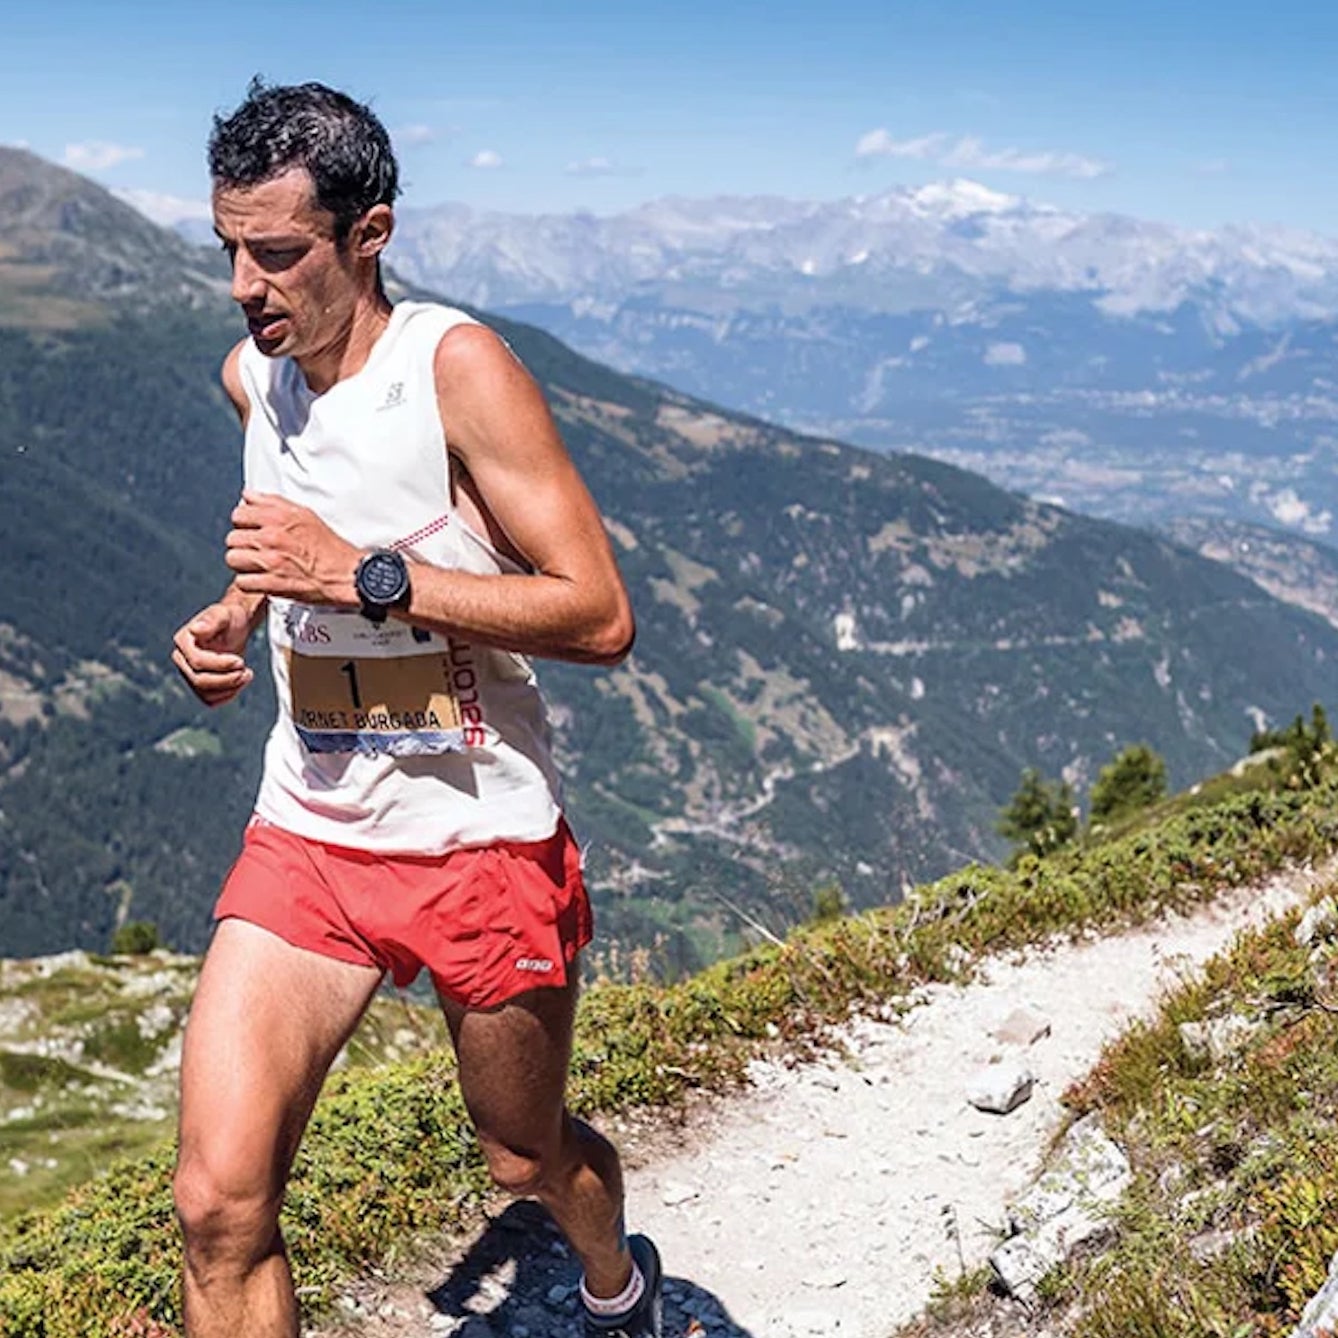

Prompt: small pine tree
[111,921,161,955]
[998,768,1077,861]
[811,881,845,924]
[1089,744,1167,824]
[1246,703,1332,787]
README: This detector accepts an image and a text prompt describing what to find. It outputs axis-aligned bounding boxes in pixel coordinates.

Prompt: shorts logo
[515,957,555,973]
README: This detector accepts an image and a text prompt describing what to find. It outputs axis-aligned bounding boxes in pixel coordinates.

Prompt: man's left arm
[224,324,635,666]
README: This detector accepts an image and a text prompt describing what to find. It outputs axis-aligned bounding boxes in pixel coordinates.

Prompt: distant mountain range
[8,147,1338,974]
[367,181,1338,539]
[382,180,1338,325]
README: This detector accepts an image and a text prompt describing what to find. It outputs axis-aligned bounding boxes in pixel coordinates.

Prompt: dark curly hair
[208,78,400,241]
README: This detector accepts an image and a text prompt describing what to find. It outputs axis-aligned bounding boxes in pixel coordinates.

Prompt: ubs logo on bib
[284,611,332,645]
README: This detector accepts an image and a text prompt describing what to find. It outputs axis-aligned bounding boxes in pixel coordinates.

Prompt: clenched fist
[172,600,257,707]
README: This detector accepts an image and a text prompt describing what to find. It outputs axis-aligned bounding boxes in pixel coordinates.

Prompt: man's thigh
[438,976,579,1152]
[178,918,384,1196]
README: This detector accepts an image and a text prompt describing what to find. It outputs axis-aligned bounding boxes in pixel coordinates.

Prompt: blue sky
[4,0,1338,231]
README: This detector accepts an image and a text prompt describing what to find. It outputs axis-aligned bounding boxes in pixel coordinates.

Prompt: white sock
[581,1261,645,1318]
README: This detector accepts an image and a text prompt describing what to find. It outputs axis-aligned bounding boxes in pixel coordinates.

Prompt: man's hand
[225,491,361,606]
[172,601,257,707]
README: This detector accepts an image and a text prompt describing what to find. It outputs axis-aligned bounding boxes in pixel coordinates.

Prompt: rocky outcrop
[989,1114,1132,1302]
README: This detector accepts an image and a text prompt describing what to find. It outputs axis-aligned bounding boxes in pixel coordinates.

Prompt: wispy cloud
[855,128,1108,180]
[113,188,212,227]
[1193,158,1230,176]
[394,123,439,148]
[856,130,951,161]
[565,156,639,178]
[63,141,145,172]
[467,149,503,170]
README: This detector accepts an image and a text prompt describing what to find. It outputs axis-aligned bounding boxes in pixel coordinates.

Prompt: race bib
[280,606,484,756]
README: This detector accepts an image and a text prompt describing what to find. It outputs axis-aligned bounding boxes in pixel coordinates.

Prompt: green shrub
[110,922,160,956]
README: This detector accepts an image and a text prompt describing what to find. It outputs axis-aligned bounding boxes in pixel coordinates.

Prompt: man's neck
[298,291,394,395]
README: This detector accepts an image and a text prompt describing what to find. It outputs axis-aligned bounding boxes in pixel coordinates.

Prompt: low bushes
[7,773,1338,1333]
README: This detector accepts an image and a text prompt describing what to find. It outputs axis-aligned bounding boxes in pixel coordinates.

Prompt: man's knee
[173,1154,281,1271]
[476,1126,574,1199]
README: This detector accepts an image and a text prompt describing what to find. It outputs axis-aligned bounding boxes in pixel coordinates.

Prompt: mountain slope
[5,146,1338,970]
[1162,515,1338,631]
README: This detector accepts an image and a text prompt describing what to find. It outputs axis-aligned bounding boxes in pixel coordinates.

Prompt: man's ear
[355,203,394,258]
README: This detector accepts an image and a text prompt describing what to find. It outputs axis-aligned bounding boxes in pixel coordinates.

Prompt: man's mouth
[246,312,288,339]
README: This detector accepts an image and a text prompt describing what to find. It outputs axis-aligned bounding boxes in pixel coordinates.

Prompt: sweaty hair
[208,78,400,241]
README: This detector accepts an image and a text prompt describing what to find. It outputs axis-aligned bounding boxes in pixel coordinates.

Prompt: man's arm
[225,324,635,666]
[172,342,269,706]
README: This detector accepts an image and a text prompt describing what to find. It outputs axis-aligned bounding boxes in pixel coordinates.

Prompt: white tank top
[238,299,564,853]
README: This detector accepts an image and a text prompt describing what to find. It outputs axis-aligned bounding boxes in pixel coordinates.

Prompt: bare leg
[174,920,383,1338]
[439,975,633,1297]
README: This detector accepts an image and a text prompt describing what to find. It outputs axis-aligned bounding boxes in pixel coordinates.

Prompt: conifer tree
[998,768,1077,861]
[1089,743,1167,824]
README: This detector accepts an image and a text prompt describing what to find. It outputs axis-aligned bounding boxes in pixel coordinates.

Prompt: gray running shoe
[582,1234,663,1338]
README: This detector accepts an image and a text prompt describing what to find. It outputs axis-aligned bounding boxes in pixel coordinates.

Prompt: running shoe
[582,1234,663,1338]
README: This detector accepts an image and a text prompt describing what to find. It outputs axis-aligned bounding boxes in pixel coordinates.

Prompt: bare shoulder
[432,321,528,393]
[220,338,249,425]
[433,321,554,458]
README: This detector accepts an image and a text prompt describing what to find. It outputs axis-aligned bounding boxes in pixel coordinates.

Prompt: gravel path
[318,864,1331,1338]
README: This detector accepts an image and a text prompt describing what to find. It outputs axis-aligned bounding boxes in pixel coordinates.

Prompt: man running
[170,80,659,1338]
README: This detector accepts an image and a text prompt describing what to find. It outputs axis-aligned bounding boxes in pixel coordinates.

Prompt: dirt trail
[319,863,1333,1338]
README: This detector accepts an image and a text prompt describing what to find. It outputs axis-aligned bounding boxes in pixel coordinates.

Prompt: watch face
[358,551,409,605]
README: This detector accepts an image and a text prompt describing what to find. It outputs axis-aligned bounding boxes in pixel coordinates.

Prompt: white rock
[1292,1247,1338,1336]
[1177,1014,1262,1064]
[992,1006,1052,1047]
[1007,1114,1132,1235]
[1295,897,1338,948]
[966,1064,1035,1115]
[992,1114,1132,1300]
[136,1002,176,1041]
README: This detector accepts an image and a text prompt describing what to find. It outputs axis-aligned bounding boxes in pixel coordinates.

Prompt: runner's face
[212,168,358,361]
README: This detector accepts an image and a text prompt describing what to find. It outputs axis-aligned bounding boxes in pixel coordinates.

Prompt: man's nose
[230,252,266,305]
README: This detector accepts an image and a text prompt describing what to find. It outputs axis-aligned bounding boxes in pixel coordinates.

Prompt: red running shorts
[213,816,593,1009]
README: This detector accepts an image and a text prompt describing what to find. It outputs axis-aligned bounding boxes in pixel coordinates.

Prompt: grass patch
[80,1017,165,1075]
[0,1052,90,1094]
[1039,898,1338,1337]
[7,770,1338,1333]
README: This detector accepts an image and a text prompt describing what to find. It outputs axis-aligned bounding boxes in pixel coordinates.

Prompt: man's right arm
[171,341,266,708]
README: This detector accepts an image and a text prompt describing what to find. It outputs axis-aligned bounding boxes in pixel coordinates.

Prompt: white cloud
[855,128,1108,180]
[565,155,638,178]
[113,188,212,227]
[395,123,438,147]
[63,141,145,173]
[984,341,1028,366]
[855,129,951,161]
[1263,486,1332,535]
[468,149,503,170]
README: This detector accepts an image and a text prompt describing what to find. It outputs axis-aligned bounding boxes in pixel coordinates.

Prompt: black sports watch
[354,549,411,623]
